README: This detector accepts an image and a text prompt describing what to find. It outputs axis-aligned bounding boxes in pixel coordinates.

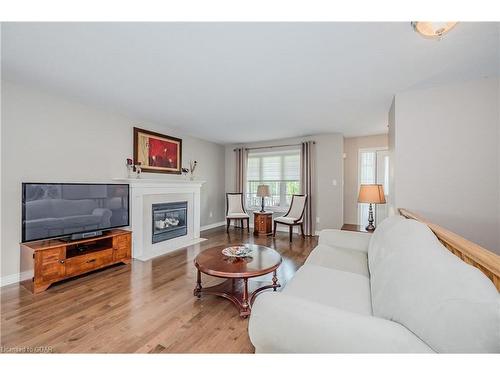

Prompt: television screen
[22,183,129,242]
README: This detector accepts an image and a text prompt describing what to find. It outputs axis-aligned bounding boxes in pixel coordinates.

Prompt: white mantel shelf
[113,178,206,188]
[114,177,206,261]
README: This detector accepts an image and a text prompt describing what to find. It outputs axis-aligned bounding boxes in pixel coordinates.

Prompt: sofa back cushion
[369,217,500,353]
[368,215,405,274]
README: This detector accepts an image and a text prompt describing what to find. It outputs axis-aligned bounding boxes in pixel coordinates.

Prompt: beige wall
[390,77,500,253]
[343,134,388,225]
[225,133,344,231]
[1,81,226,282]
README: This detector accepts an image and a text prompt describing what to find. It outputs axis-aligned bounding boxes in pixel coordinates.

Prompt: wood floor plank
[0,227,317,353]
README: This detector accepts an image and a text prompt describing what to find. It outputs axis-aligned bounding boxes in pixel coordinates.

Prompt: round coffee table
[193,244,282,317]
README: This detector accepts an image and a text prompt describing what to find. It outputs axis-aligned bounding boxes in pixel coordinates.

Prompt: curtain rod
[233,142,315,152]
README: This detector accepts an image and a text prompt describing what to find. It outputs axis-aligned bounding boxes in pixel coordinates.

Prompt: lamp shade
[358,184,386,204]
[256,184,271,197]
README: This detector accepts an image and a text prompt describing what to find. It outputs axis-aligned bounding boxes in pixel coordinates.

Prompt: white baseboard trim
[200,221,226,231]
[1,270,33,287]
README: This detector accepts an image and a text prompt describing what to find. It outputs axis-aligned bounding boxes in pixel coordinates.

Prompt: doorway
[358,148,389,226]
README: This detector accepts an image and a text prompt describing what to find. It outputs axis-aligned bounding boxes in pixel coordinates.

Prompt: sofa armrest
[318,229,371,253]
[249,293,433,353]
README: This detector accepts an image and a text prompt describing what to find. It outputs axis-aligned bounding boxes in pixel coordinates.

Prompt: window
[246,148,301,211]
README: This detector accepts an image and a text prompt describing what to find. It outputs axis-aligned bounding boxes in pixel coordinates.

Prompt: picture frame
[133,127,182,174]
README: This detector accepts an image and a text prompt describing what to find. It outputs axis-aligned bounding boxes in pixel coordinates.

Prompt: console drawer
[65,249,114,276]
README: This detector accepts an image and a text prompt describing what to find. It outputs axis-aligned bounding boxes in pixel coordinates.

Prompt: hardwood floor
[0,227,317,353]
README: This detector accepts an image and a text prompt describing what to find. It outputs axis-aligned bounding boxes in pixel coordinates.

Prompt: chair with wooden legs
[273,194,308,242]
[226,193,250,233]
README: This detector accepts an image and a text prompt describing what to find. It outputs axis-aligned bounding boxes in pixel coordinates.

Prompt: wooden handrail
[399,208,500,292]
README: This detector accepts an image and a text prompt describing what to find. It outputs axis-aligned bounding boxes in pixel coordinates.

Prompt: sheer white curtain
[358,149,389,225]
[358,151,376,226]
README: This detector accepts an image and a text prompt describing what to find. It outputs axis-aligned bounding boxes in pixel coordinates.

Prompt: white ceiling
[2,22,499,144]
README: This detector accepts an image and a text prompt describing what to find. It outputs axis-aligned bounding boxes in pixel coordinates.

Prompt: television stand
[20,229,132,294]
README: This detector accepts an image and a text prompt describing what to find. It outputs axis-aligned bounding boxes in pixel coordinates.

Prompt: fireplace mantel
[113,178,206,261]
[113,178,206,188]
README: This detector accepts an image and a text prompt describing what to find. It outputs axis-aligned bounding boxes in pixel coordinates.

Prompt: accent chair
[273,194,307,242]
[226,192,250,233]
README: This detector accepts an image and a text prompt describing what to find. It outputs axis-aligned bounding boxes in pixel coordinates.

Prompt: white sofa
[248,216,500,353]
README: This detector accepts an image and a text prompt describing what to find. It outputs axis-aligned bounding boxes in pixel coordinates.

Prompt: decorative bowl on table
[222,245,252,258]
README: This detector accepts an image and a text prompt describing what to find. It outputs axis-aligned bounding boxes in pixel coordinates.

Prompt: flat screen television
[22,183,130,242]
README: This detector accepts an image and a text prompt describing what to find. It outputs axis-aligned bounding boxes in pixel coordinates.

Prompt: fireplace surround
[113,178,205,261]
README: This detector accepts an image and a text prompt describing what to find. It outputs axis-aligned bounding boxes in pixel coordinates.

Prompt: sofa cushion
[305,244,369,277]
[283,264,372,315]
[370,218,500,353]
[319,229,371,252]
[367,214,405,274]
[249,293,433,353]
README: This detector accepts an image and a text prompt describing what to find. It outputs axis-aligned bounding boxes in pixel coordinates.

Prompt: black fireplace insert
[152,201,188,243]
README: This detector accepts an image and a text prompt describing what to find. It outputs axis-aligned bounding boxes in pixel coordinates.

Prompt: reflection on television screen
[22,183,129,242]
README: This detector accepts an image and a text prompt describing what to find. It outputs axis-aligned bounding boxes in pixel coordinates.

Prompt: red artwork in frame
[133,127,182,174]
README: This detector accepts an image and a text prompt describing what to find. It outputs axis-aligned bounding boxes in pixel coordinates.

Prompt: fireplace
[152,201,188,243]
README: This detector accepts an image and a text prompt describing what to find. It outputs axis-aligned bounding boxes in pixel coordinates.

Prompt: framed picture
[133,127,182,174]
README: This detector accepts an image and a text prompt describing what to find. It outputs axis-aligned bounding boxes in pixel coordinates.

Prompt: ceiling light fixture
[411,22,458,40]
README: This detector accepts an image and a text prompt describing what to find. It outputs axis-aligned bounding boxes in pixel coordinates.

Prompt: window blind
[262,156,281,180]
[246,147,301,210]
[284,154,300,180]
[247,157,260,180]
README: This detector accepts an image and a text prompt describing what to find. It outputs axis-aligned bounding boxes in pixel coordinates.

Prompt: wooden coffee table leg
[194,269,202,298]
[272,270,279,291]
[196,275,281,318]
[240,278,250,317]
